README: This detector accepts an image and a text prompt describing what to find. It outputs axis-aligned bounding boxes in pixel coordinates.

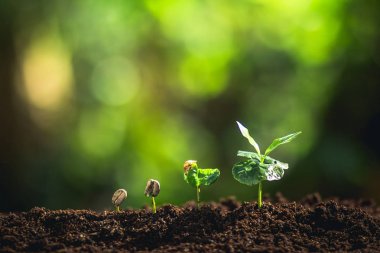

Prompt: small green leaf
[264,131,302,156]
[237,150,261,161]
[184,167,220,188]
[184,168,200,188]
[232,160,266,186]
[236,121,261,155]
[198,168,220,186]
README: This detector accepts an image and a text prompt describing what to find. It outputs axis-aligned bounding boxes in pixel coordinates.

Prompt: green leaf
[261,155,289,181]
[262,156,288,170]
[184,168,200,188]
[265,165,284,181]
[264,131,302,156]
[184,167,220,188]
[198,168,220,186]
[237,150,261,161]
[236,121,261,155]
[260,163,286,181]
[232,160,266,186]
[233,151,289,184]
[237,151,288,170]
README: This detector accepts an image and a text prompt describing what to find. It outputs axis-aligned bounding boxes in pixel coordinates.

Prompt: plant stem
[196,186,200,208]
[116,206,120,212]
[152,197,156,214]
[258,154,264,208]
[258,182,262,208]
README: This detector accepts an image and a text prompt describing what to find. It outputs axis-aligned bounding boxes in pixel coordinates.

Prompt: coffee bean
[183,160,197,175]
[144,179,160,197]
[112,189,127,206]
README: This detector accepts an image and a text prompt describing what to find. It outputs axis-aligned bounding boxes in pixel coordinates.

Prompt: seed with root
[144,179,160,197]
[112,189,127,207]
[183,160,197,175]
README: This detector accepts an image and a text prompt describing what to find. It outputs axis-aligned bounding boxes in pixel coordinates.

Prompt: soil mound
[1,194,379,252]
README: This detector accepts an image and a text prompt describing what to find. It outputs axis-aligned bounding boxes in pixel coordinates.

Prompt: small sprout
[112,189,127,212]
[184,160,197,175]
[183,160,220,208]
[233,121,301,208]
[144,179,160,213]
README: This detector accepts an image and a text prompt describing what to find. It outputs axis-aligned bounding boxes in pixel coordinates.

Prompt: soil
[0,193,379,252]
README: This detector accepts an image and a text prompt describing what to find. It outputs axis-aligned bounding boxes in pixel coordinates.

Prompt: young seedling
[144,179,160,214]
[232,121,301,208]
[112,189,127,212]
[183,160,220,208]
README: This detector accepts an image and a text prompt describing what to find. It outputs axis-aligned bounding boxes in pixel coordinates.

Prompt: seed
[183,160,197,175]
[144,179,160,197]
[112,189,127,206]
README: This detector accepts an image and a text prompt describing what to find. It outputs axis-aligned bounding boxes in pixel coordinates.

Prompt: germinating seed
[112,189,127,206]
[144,179,160,197]
[183,160,197,175]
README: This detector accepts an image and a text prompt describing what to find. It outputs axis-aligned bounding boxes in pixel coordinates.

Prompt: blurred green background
[0,0,379,211]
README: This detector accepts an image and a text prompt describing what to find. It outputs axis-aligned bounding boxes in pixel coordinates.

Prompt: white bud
[144,179,160,197]
[112,189,127,206]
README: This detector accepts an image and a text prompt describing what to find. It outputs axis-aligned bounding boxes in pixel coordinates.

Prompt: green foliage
[264,132,302,156]
[233,151,290,185]
[184,165,220,188]
[233,121,300,208]
[237,150,261,160]
[233,121,300,185]
[236,121,261,155]
[6,0,375,209]
[232,160,266,186]
[183,160,220,207]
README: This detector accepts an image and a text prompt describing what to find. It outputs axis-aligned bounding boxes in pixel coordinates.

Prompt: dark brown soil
[1,193,379,252]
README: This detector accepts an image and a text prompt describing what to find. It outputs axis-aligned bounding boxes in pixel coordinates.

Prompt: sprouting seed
[184,160,197,175]
[183,160,220,208]
[144,179,160,213]
[112,189,127,212]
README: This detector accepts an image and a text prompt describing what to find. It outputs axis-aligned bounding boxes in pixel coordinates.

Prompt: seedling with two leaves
[232,121,301,208]
[183,160,220,208]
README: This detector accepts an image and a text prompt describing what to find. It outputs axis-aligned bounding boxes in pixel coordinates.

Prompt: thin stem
[152,197,156,214]
[196,186,200,208]
[116,205,120,212]
[258,182,262,208]
[258,154,264,208]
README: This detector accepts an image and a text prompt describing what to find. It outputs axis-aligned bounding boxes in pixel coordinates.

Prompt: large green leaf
[198,168,220,186]
[236,121,261,155]
[184,168,200,188]
[184,167,220,188]
[232,160,266,186]
[233,150,289,183]
[264,131,302,156]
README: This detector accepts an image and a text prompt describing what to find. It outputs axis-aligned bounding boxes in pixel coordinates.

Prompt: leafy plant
[144,179,160,214]
[232,121,301,208]
[183,160,220,208]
